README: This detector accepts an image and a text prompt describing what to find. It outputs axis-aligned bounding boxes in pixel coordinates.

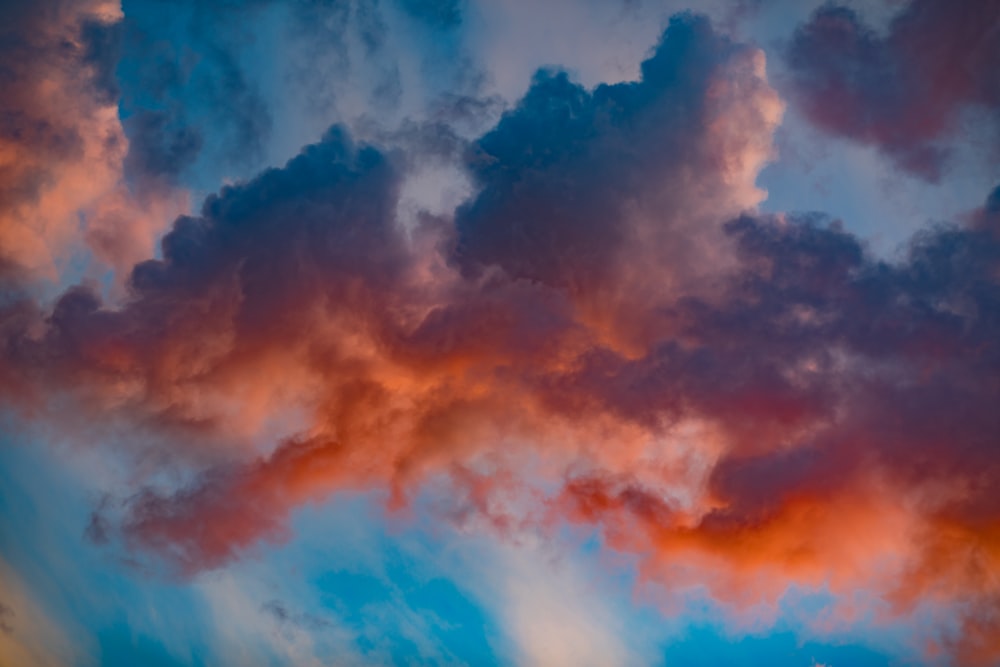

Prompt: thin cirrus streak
[0,1,999,666]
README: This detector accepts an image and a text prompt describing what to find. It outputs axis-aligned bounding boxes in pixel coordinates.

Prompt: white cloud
[462,534,656,667]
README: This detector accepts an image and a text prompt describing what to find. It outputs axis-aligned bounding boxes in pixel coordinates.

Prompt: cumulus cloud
[454,14,781,293]
[0,0,187,287]
[784,0,1000,181]
[553,195,1000,661]
[14,15,780,575]
[1,6,999,665]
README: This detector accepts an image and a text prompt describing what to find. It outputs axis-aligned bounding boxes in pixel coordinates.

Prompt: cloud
[0,0,188,287]
[0,0,121,281]
[115,0,274,188]
[2,7,999,664]
[784,0,1000,181]
[197,574,350,667]
[30,15,785,578]
[492,539,645,667]
[454,13,781,297]
[552,194,1000,661]
[0,126,405,443]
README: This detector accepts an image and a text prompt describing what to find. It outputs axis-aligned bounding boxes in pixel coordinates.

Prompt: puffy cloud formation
[455,16,781,294]
[0,0,186,286]
[556,198,1000,662]
[2,12,782,560]
[784,0,1000,181]
[2,4,1000,666]
[0,0,120,280]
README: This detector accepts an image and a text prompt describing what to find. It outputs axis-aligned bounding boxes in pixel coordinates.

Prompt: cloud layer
[2,2,999,665]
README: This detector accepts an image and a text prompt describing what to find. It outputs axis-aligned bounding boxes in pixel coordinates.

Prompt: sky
[0,0,998,665]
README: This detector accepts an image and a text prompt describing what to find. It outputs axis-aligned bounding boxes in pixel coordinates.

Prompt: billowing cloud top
[1,1,999,666]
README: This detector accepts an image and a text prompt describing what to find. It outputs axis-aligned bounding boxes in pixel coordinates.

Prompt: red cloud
[2,10,999,665]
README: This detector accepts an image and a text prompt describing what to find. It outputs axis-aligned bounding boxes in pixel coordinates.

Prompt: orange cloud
[1,10,998,665]
[0,0,185,287]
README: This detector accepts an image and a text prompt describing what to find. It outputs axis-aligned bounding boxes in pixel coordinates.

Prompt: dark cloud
[48,124,403,401]
[785,0,1000,181]
[453,13,747,292]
